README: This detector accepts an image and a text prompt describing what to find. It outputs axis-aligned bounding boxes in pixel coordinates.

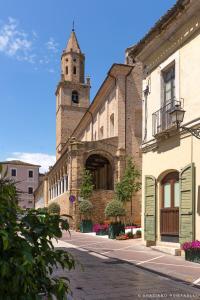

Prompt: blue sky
[0,0,176,172]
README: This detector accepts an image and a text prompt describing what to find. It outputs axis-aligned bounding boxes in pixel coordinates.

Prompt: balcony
[152,99,182,137]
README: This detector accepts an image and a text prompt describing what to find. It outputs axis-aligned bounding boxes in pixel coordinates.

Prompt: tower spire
[72,20,75,32]
[66,29,81,53]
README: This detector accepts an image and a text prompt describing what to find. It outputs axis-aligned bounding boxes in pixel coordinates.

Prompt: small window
[110,113,114,137]
[72,90,79,103]
[28,187,33,194]
[29,170,33,178]
[11,169,16,177]
[73,58,76,62]
[73,66,76,75]
[66,58,68,62]
[66,66,68,75]
[162,65,175,105]
[100,126,104,139]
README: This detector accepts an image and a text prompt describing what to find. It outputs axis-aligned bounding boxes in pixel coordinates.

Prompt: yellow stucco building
[127,0,200,252]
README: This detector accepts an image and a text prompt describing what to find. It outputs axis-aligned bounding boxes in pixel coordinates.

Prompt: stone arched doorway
[85,154,113,190]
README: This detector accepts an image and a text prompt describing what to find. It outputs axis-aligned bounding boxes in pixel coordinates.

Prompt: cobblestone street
[53,232,200,300]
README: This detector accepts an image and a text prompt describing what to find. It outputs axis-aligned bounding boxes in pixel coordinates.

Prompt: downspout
[124,66,134,216]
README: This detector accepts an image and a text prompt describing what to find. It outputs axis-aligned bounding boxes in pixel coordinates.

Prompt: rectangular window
[11,169,17,177]
[164,183,171,208]
[174,182,180,207]
[28,187,33,194]
[28,170,33,178]
[162,65,175,105]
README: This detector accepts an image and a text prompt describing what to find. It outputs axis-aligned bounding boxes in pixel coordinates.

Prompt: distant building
[0,160,40,209]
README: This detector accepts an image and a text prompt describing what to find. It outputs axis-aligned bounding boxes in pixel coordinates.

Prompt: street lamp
[170,105,200,139]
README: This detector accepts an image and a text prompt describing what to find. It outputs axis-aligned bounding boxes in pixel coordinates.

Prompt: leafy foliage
[80,169,94,200]
[115,158,141,203]
[79,199,93,217]
[0,166,75,300]
[105,200,126,218]
[48,202,61,215]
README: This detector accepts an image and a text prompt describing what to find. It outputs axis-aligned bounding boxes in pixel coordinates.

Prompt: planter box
[185,249,200,263]
[96,229,108,236]
[108,223,125,239]
[80,220,93,233]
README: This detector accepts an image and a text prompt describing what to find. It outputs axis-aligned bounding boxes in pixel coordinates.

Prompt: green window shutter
[179,163,195,244]
[144,176,156,242]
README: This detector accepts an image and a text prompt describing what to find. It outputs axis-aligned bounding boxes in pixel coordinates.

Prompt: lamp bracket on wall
[181,126,200,139]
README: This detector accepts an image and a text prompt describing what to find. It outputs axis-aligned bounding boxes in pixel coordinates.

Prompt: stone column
[44,178,48,207]
[63,175,67,192]
[58,180,61,195]
[60,178,63,194]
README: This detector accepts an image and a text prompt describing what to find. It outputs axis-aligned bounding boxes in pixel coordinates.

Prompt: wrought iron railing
[152,99,181,136]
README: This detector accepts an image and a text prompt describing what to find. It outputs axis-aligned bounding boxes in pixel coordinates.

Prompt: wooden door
[160,172,179,236]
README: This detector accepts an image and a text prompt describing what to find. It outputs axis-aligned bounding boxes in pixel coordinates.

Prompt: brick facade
[34,30,142,228]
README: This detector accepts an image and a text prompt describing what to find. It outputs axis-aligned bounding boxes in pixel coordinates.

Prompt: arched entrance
[85,154,113,190]
[160,171,180,242]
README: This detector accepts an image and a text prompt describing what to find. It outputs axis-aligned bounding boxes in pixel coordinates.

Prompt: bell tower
[56,29,90,159]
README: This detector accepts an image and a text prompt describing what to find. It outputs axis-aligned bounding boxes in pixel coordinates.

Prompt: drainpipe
[124,66,134,217]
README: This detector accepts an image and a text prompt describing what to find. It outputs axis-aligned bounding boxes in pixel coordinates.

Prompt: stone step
[151,245,181,256]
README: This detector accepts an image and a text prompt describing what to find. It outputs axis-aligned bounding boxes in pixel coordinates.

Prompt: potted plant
[79,169,94,233]
[79,199,93,232]
[105,200,126,239]
[93,223,109,236]
[182,240,200,263]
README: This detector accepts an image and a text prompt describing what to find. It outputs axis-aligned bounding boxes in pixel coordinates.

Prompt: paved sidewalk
[58,231,200,286]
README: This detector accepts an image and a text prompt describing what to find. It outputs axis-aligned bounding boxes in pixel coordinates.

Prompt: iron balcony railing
[152,99,182,136]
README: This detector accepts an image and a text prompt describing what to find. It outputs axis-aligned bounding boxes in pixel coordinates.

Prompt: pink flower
[182,240,200,251]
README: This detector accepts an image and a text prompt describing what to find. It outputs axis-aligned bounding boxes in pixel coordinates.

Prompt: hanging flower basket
[182,240,200,264]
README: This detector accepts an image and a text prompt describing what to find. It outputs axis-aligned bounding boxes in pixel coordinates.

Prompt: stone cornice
[55,80,90,95]
[127,0,191,59]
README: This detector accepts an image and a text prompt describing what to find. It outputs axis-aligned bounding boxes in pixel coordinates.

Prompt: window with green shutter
[179,163,195,244]
[144,176,156,242]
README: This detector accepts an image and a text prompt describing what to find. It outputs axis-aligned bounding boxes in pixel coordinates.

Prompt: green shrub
[80,169,94,200]
[126,231,134,239]
[79,200,93,218]
[105,200,126,218]
[136,230,142,237]
[48,202,61,215]
[0,166,75,299]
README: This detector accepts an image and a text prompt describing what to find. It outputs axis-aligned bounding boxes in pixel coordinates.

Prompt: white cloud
[0,17,59,71]
[0,17,33,61]
[46,37,59,53]
[6,152,56,173]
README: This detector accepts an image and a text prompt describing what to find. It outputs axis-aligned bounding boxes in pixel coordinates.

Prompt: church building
[35,29,142,227]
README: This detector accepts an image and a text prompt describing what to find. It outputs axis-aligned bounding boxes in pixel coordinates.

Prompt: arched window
[110,113,114,137]
[72,90,79,103]
[73,66,76,75]
[66,66,68,75]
